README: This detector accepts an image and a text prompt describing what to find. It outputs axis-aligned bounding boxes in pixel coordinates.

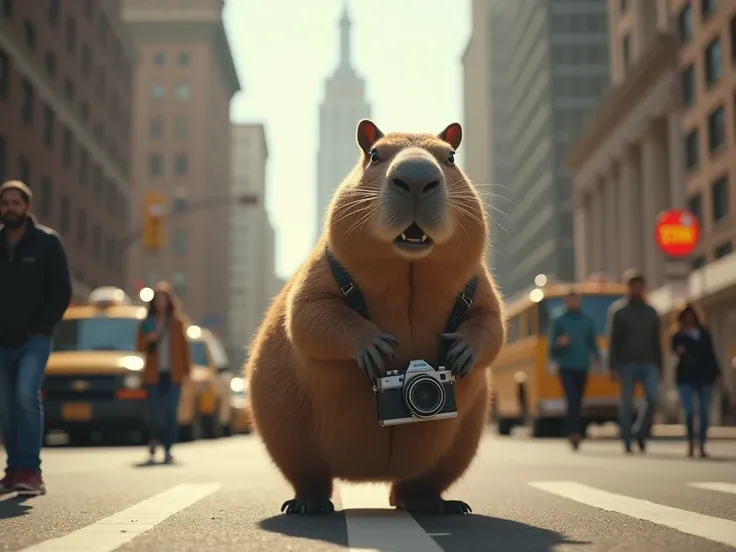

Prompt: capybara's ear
[438,123,462,150]
[356,119,384,154]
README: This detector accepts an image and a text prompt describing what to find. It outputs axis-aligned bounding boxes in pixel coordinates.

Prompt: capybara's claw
[281,498,335,515]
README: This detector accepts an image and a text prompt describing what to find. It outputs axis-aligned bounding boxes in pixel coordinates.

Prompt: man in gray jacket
[606,270,662,454]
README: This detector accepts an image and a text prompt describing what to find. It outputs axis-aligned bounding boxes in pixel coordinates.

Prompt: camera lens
[404,375,446,418]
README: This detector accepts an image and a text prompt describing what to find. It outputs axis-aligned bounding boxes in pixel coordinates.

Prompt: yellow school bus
[43,287,211,445]
[491,278,643,437]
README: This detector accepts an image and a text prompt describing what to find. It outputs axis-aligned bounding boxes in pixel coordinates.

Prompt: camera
[373,360,458,426]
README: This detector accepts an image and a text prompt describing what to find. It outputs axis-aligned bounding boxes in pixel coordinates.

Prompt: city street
[1,430,735,551]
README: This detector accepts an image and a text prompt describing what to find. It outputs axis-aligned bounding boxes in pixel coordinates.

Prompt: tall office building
[229,123,278,367]
[315,3,371,240]
[0,0,135,300]
[121,0,240,343]
[501,0,610,299]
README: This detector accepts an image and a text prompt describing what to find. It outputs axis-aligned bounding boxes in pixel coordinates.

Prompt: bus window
[190,341,209,366]
[53,318,139,352]
[506,315,520,343]
[539,294,622,335]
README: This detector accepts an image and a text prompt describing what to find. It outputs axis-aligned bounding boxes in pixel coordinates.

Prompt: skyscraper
[315,3,371,240]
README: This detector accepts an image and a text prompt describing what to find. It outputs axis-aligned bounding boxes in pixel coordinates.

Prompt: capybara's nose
[389,158,443,200]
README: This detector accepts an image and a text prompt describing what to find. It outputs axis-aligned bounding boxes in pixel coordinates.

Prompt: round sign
[654,208,700,257]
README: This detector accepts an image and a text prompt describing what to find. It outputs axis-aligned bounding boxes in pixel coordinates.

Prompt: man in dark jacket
[0,181,71,495]
[606,269,662,454]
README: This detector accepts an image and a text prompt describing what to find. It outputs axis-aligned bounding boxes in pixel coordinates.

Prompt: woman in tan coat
[136,282,191,464]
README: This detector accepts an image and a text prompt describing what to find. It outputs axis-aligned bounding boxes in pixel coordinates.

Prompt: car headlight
[123,374,141,389]
[119,355,145,372]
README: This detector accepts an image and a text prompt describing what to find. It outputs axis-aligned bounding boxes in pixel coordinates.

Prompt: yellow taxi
[229,375,253,434]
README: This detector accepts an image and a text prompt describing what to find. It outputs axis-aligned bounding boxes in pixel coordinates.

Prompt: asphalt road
[1,430,736,552]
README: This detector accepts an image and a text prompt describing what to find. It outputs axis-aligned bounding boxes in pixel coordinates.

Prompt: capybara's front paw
[395,497,472,514]
[355,332,398,380]
[281,498,335,515]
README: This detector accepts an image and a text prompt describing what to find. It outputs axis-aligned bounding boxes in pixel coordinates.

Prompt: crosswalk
[2,479,736,551]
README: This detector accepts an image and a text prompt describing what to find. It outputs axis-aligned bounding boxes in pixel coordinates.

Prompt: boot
[569,433,581,450]
[687,441,694,457]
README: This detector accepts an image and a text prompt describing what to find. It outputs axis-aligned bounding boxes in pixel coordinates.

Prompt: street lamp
[139,287,154,302]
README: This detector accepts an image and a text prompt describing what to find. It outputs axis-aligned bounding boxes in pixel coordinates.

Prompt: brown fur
[245,121,506,510]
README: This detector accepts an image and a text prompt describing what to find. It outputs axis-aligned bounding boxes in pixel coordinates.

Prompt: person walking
[137,282,191,464]
[0,181,72,495]
[606,269,663,454]
[548,290,600,450]
[671,303,721,458]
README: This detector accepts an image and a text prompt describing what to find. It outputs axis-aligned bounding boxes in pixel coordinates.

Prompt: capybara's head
[327,119,487,263]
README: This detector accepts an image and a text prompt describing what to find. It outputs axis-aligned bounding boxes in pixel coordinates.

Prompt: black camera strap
[324,245,478,365]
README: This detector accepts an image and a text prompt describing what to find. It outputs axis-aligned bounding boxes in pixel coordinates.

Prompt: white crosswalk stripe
[687,482,736,496]
[529,480,736,549]
[16,483,222,552]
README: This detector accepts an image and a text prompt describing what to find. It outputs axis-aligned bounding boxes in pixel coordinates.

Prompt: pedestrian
[548,290,600,450]
[137,282,191,464]
[671,302,721,458]
[0,180,72,495]
[606,269,662,454]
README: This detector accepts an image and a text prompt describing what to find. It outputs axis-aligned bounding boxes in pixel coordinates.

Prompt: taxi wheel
[202,412,222,439]
[66,428,92,447]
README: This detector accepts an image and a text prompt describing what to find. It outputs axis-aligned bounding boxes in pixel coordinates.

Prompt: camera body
[373,360,457,427]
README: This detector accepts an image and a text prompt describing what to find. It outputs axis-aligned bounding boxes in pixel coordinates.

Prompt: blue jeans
[618,362,659,448]
[678,383,713,446]
[559,369,588,436]
[0,336,53,471]
[147,372,181,451]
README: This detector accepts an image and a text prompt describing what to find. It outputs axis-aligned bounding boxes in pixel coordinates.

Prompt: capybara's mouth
[394,222,431,248]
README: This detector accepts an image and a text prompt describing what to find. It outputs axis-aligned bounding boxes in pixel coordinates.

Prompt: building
[229,123,278,367]
[0,0,135,299]
[461,0,515,295]
[121,0,240,343]
[315,3,371,241]
[568,0,736,417]
[499,0,610,300]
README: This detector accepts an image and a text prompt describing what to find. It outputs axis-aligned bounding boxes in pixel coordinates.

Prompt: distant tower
[315,1,372,241]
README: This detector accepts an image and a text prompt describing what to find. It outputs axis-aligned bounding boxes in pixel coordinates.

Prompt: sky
[223,0,471,280]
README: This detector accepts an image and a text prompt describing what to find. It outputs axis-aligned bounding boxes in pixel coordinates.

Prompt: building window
[17,156,29,186]
[20,78,33,123]
[172,272,186,296]
[173,191,187,213]
[38,177,51,218]
[701,0,717,20]
[77,210,87,245]
[0,0,12,17]
[150,117,162,140]
[23,21,35,51]
[707,104,724,153]
[681,65,694,106]
[44,51,56,78]
[620,0,627,12]
[174,117,189,139]
[174,154,188,176]
[0,135,5,182]
[178,51,190,66]
[153,52,165,65]
[59,194,70,235]
[65,18,75,52]
[175,83,190,101]
[691,255,706,270]
[714,241,732,259]
[63,78,74,103]
[678,4,693,42]
[42,104,54,147]
[149,154,162,176]
[711,175,729,222]
[81,44,92,76]
[150,84,164,101]
[688,193,702,225]
[704,38,721,86]
[62,127,73,168]
[47,0,59,24]
[684,129,698,170]
[92,224,101,258]
[172,229,187,255]
[0,49,9,99]
[622,34,631,68]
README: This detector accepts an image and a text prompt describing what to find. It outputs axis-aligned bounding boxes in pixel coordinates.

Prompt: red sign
[654,209,700,257]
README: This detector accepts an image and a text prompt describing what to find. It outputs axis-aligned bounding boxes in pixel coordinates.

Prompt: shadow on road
[0,495,35,519]
[260,509,586,551]
[579,449,736,462]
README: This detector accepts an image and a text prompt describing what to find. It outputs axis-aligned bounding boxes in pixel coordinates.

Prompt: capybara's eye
[370,150,380,164]
[448,151,455,165]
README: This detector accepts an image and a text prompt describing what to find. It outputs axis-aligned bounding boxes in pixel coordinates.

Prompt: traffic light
[142,192,165,250]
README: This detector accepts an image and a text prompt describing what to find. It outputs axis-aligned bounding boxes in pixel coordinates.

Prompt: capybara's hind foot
[395,497,472,514]
[281,498,335,515]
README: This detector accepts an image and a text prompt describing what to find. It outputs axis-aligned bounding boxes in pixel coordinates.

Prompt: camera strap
[325,246,478,365]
